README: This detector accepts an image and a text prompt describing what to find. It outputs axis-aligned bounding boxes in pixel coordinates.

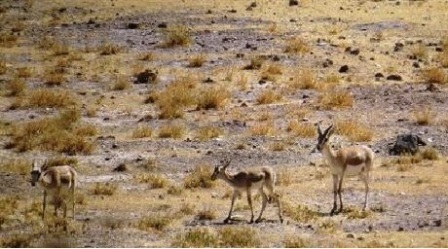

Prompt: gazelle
[316,123,375,215]
[211,158,283,224]
[30,160,78,220]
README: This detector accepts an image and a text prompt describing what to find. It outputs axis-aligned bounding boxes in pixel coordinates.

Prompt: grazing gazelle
[316,123,375,215]
[211,158,283,224]
[30,160,78,220]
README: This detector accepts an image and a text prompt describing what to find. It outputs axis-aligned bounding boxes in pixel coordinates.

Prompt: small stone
[127,23,139,29]
[386,74,402,81]
[157,22,167,28]
[113,163,127,172]
[339,65,349,73]
[347,233,355,239]
[375,72,384,78]
[289,0,299,6]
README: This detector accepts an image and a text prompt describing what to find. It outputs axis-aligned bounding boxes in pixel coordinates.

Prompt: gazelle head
[211,158,232,181]
[30,159,47,186]
[316,123,334,152]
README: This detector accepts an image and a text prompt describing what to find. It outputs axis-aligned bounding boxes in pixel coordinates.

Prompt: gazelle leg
[225,191,238,223]
[337,173,345,213]
[361,173,370,210]
[247,188,254,223]
[255,189,268,223]
[72,187,76,220]
[330,174,338,215]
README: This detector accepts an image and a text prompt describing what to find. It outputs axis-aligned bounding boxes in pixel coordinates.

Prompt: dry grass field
[0,0,448,247]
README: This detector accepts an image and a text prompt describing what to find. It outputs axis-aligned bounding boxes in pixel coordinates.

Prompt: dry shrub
[437,48,448,68]
[243,55,265,70]
[5,78,26,96]
[277,168,292,186]
[283,202,318,223]
[249,122,274,136]
[196,85,230,110]
[236,74,248,90]
[167,185,184,196]
[411,43,428,60]
[256,89,282,104]
[289,68,319,90]
[262,63,283,82]
[74,123,97,137]
[184,164,215,189]
[153,76,197,119]
[132,125,152,138]
[345,207,371,219]
[271,141,286,151]
[16,67,33,78]
[158,123,185,139]
[0,232,33,247]
[335,119,373,142]
[136,173,168,189]
[10,108,95,154]
[318,90,353,110]
[171,227,218,247]
[19,88,77,109]
[413,106,436,125]
[111,76,131,91]
[196,208,216,220]
[51,42,70,56]
[284,236,308,248]
[285,37,310,55]
[162,25,191,47]
[419,147,440,160]
[137,215,172,232]
[218,226,260,247]
[98,43,122,55]
[139,52,155,61]
[92,183,117,195]
[0,159,29,174]
[188,54,206,67]
[287,120,316,138]
[422,67,447,84]
[196,126,223,141]
[0,33,18,47]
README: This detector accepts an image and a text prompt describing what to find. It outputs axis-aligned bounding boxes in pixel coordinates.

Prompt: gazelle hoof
[223,218,231,224]
[255,218,263,223]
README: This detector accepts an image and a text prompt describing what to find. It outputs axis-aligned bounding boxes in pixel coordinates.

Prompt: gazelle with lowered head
[30,159,78,220]
[315,123,375,215]
[211,158,283,224]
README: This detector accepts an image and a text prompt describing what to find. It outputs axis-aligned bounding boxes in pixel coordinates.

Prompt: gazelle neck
[220,170,236,185]
[321,143,340,167]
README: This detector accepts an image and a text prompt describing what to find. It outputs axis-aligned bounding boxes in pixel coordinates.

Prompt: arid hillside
[0,0,447,247]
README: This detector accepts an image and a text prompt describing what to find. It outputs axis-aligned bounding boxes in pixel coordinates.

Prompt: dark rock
[228,9,237,13]
[375,73,384,78]
[134,69,158,84]
[412,62,420,68]
[345,47,360,55]
[323,59,333,68]
[127,23,139,29]
[389,134,427,155]
[386,74,402,81]
[236,53,245,58]
[339,65,349,73]
[434,219,442,227]
[435,47,443,52]
[426,83,440,92]
[289,0,299,6]
[347,234,355,239]
[113,163,127,172]
[87,19,96,25]
[394,42,404,52]
[203,77,214,83]
[206,9,212,14]
[157,22,167,28]
[398,226,404,231]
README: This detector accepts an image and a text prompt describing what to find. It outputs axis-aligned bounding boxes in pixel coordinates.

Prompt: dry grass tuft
[249,122,274,136]
[196,208,217,220]
[0,60,6,75]
[413,106,436,125]
[277,168,293,186]
[0,33,18,48]
[161,25,191,47]
[283,202,318,223]
[136,173,168,189]
[14,88,77,109]
[132,125,152,138]
[5,78,26,97]
[153,76,198,119]
[289,68,319,90]
[419,147,440,160]
[422,67,447,84]
[345,207,371,219]
[158,123,185,139]
[410,43,428,60]
[98,43,122,55]
[184,164,215,189]
[0,232,33,248]
[285,37,310,55]
[188,54,206,67]
[335,119,374,142]
[0,159,29,174]
[318,90,353,110]
[284,236,308,248]
[243,55,265,70]
[218,226,260,247]
[111,76,132,91]
[256,89,282,104]
[287,120,316,138]
[137,215,172,232]
[271,141,286,151]
[92,183,117,196]
[196,85,230,110]
[172,227,218,247]
[46,156,78,167]
[139,52,155,61]
[196,126,223,141]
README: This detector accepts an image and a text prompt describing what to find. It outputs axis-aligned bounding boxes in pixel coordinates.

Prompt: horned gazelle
[211,158,283,224]
[316,123,374,215]
[30,160,78,220]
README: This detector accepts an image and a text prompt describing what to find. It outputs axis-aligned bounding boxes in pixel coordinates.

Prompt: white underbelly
[345,164,366,176]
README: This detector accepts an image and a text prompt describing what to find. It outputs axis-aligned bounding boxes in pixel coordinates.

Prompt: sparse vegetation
[284,236,308,248]
[196,85,230,110]
[285,37,310,55]
[137,215,172,232]
[5,78,26,96]
[249,122,274,136]
[98,43,122,55]
[132,125,152,138]
[287,120,316,137]
[289,68,319,90]
[188,54,206,67]
[196,125,223,141]
[158,123,185,139]
[413,106,436,125]
[283,202,318,223]
[161,25,191,47]
[111,76,131,90]
[335,119,373,142]
[318,90,353,110]
[92,183,117,196]
[218,226,260,247]
[13,88,77,109]
[184,164,215,189]
[422,67,447,84]
[136,173,168,189]
[172,228,218,247]
[256,89,282,104]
